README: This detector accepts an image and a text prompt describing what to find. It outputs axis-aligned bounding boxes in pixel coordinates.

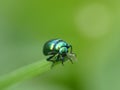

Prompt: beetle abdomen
[43,39,61,55]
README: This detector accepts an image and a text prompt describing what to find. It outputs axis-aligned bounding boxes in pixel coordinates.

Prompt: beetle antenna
[69,45,73,53]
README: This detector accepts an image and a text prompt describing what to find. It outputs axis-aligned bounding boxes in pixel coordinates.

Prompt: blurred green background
[0,0,120,90]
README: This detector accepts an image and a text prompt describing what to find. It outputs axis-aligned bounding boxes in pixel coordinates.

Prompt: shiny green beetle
[43,39,76,66]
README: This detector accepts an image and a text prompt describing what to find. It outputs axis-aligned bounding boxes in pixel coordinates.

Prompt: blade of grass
[0,59,51,89]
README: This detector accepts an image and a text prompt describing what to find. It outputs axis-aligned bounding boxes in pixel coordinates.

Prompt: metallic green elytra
[43,39,76,66]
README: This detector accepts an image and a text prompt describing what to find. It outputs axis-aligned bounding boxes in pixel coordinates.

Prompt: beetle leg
[67,56,73,64]
[61,56,64,65]
[46,55,56,68]
[56,54,60,61]
[51,62,55,68]
[46,55,55,61]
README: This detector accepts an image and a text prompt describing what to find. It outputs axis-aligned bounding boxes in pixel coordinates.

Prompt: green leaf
[0,60,51,89]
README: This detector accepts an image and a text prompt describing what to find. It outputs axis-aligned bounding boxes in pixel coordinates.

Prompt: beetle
[43,39,76,66]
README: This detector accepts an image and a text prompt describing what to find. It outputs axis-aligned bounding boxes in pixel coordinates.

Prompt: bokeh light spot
[75,4,111,38]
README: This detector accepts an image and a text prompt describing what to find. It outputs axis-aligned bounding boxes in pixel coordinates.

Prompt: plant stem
[0,60,51,89]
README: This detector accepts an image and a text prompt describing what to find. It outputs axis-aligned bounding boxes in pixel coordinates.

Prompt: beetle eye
[59,47,68,54]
